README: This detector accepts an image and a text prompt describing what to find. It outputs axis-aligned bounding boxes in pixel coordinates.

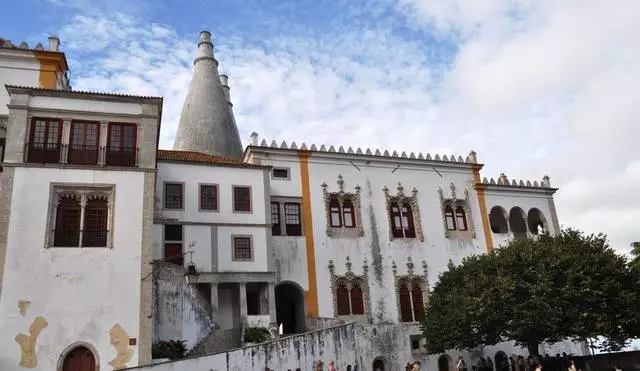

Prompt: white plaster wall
[304,157,486,322]
[126,322,358,371]
[247,315,271,328]
[0,167,145,371]
[273,236,309,290]
[0,53,40,116]
[157,162,268,225]
[185,225,212,272]
[29,96,142,116]
[217,226,268,272]
[259,154,303,197]
[485,190,557,249]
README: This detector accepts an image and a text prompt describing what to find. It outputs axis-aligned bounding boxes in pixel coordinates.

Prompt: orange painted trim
[473,164,494,253]
[298,151,319,317]
[34,51,67,90]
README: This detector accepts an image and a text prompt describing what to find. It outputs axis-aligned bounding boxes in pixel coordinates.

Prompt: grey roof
[173,31,243,159]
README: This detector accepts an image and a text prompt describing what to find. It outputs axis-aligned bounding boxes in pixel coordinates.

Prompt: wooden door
[63,346,95,371]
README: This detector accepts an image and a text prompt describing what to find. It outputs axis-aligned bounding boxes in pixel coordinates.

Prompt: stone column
[210,283,218,326]
[61,119,72,164]
[268,282,276,323]
[99,120,109,166]
[239,282,247,320]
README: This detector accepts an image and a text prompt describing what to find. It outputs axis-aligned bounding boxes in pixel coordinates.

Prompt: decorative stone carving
[437,183,476,240]
[321,174,364,238]
[328,256,372,322]
[392,257,429,323]
[383,183,424,242]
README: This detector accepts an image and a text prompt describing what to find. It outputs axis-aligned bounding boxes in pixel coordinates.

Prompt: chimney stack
[220,74,232,105]
[48,36,60,52]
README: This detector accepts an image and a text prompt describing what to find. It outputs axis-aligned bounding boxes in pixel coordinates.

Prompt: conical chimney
[173,31,243,159]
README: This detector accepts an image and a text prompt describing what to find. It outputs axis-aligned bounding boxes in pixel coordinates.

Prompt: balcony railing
[105,146,137,167]
[25,143,138,168]
[26,142,62,164]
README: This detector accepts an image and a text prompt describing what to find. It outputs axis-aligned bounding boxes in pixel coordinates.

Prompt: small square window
[233,236,252,261]
[411,339,420,350]
[233,186,251,212]
[272,167,290,180]
[199,184,218,211]
[164,183,183,210]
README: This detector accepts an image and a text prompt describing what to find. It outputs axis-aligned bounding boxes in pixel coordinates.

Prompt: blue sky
[3,0,640,267]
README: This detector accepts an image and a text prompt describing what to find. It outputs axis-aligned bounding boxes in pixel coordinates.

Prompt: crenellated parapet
[480,173,556,191]
[248,132,478,165]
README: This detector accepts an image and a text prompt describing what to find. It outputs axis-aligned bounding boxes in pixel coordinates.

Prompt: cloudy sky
[4,0,639,257]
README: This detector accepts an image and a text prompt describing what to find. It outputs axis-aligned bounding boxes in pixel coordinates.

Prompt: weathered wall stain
[109,323,134,370]
[18,300,30,316]
[366,180,383,285]
[15,316,48,368]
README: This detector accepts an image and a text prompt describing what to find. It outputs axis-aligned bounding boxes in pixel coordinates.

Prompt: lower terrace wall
[128,322,358,371]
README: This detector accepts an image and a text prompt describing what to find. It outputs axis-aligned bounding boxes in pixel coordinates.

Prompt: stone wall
[127,322,358,370]
[153,262,213,349]
[305,316,346,331]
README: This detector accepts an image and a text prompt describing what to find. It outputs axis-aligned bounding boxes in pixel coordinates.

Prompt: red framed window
[390,202,404,238]
[53,196,81,247]
[399,283,413,322]
[106,123,136,166]
[199,184,218,211]
[329,197,342,227]
[336,283,351,315]
[350,283,365,315]
[284,202,302,236]
[233,186,251,212]
[164,224,183,265]
[68,121,100,165]
[411,280,426,322]
[342,199,356,228]
[401,203,416,238]
[455,206,468,231]
[82,198,108,247]
[28,117,62,163]
[271,202,281,236]
[444,206,456,231]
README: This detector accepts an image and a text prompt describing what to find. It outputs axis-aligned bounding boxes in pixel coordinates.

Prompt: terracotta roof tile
[157,150,266,169]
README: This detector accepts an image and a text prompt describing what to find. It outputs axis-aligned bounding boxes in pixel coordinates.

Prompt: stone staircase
[187,327,243,357]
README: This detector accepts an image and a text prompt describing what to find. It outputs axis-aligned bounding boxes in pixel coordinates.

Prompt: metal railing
[25,142,138,168]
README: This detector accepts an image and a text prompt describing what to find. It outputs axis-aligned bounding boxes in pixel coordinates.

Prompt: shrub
[152,339,187,360]
[244,327,271,343]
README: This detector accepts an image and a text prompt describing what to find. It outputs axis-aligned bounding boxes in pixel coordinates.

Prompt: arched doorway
[275,281,306,335]
[62,346,96,371]
[495,351,509,371]
[372,357,386,371]
[438,354,453,371]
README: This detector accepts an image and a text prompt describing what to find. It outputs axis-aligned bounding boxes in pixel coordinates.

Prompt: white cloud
[55,0,640,258]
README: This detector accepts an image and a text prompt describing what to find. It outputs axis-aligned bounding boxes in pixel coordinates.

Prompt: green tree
[422,229,640,355]
[631,241,640,270]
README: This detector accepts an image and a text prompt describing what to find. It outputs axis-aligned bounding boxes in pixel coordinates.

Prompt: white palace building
[0,32,587,371]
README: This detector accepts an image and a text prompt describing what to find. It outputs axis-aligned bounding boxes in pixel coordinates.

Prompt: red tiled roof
[157,150,267,169]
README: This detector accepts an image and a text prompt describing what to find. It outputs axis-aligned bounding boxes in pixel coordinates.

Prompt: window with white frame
[47,185,114,248]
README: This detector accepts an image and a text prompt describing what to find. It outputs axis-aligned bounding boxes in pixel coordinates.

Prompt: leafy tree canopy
[422,229,640,355]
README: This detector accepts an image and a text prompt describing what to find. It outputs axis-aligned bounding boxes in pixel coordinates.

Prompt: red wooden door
[63,347,95,371]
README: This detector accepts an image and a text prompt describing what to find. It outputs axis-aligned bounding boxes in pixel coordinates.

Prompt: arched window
[336,282,350,315]
[455,206,468,231]
[83,198,108,247]
[401,203,416,238]
[390,201,417,238]
[444,206,456,230]
[54,196,82,247]
[350,282,364,315]
[329,197,342,227]
[411,280,425,322]
[398,283,413,322]
[489,206,508,233]
[342,199,356,228]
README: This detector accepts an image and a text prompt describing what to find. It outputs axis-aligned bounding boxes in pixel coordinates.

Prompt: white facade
[0,86,161,371]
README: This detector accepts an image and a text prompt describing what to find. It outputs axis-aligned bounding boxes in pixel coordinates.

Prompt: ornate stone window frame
[392,257,429,324]
[438,183,475,239]
[45,183,115,249]
[321,175,363,238]
[328,256,372,322]
[383,182,424,242]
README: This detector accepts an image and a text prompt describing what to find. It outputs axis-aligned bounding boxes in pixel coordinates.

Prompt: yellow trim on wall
[34,52,67,90]
[298,151,319,317]
[473,165,494,253]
